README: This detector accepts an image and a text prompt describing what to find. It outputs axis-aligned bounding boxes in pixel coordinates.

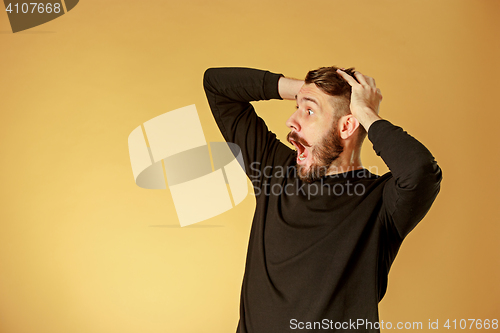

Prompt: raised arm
[337,69,442,239]
[278,76,304,100]
[203,67,293,182]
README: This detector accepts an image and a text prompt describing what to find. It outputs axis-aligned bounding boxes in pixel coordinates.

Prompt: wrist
[356,111,382,132]
[278,76,304,100]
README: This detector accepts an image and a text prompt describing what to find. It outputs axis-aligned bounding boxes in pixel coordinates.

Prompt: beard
[287,123,344,183]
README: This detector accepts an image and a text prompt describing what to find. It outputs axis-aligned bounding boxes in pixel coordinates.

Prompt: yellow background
[0,0,499,332]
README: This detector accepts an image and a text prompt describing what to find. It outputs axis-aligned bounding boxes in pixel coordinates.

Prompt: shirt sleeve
[203,67,293,182]
[368,119,443,240]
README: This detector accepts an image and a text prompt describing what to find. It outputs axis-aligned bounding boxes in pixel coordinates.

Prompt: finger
[365,76,376,88]
[353,71,369,86]
[336,69,359,87]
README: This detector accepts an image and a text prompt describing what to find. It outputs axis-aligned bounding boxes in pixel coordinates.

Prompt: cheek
[310,125,330,146]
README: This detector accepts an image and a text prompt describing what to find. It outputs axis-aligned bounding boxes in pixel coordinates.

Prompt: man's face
[286,83,344,183]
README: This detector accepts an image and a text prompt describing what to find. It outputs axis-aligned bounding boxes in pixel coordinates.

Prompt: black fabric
[203,67,442,333]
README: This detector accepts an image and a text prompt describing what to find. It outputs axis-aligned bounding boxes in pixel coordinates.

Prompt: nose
[286,109,301,132]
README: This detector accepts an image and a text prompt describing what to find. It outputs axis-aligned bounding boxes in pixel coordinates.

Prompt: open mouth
[290,139,309,164]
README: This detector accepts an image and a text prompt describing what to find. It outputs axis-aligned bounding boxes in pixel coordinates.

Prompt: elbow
[203,67,219,93]
[398,158,442,195]
[203,68,212,91]
[415,160,443,196]
[423,159,442,184]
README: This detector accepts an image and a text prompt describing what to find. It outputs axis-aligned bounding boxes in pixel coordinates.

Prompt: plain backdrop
[0,0,499,332]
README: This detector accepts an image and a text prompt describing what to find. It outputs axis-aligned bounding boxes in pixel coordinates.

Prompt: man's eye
[307,109,314,115]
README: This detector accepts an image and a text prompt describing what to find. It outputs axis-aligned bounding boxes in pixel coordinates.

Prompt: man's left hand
[336,69,383,131]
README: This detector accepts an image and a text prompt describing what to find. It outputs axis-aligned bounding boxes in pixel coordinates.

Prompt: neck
[326,148,363,175]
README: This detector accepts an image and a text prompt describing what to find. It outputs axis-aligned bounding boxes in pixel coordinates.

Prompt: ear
[338,114,360,140]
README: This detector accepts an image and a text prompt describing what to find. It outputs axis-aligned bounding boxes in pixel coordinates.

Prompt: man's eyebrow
[294,95,319,105]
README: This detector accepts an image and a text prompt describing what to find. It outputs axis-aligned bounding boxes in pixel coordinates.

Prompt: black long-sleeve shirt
[203,67,442,333]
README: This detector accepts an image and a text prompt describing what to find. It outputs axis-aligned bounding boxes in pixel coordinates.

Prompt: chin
[297,162,322,183]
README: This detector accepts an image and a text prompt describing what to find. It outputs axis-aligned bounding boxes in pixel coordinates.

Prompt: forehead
[296,83,339,114]
[297,83,324,99]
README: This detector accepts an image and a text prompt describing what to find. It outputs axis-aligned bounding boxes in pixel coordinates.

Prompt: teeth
[298,152,306,161]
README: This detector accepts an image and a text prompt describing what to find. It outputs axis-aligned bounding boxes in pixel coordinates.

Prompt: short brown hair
[305,66,367,146]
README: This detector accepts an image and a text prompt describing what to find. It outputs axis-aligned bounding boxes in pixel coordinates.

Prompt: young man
[203,66,442,332]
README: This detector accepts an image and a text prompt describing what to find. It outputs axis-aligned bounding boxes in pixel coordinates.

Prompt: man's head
[286,66,367,182]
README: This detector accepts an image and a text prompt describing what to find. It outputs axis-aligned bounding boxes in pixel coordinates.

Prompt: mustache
[287,131,310,148]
